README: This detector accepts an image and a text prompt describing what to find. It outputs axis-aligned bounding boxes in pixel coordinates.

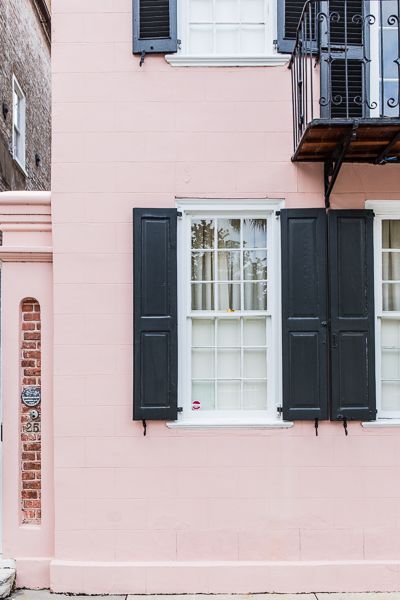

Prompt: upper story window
[12,76,26,171]
[183,0,272,56]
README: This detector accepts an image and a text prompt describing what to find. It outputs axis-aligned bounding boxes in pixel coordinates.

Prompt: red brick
[24,443,40,451]
[22,481,41,490]
[23,462,40,471]
[24,332,40,340]
[23,313,40,322]
[22,323,35,331]
[24,368,41,376]
[22,377,36,385]
[24,351,41,359]
[21,452,35,460]
[22,304,34,312]
[36,323,41,330]
[22,490,37,499]
[21,472,35,481]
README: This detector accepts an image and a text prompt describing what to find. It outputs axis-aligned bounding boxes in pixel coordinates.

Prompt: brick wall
[20,298,42,525]
[0,0,51,191]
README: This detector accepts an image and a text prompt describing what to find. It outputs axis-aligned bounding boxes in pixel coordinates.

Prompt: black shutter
[133,0,177,54]
[320,0,365,118]
[277,1,310,54]
[133,208,178,421]
[281,209,329,420]
[329,210,376,422]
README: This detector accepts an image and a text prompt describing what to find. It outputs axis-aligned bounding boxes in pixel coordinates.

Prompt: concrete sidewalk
[8,593,400,600]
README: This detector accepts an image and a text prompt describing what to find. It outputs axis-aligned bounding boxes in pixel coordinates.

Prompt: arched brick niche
[20,298,42,525]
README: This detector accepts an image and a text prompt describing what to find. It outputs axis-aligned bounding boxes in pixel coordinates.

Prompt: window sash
[177,203,282,423]
[12,76,25,168]
[179,0,275,56]
[375,213,400,418]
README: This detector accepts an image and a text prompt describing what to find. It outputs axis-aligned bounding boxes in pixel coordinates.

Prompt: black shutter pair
[132,0,177,54]
[281,209,376,422]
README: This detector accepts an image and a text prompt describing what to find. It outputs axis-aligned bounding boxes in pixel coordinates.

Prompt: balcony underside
[292,119,400,164]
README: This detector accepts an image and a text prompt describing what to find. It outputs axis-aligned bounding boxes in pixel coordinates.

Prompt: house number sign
[21,387,41,408]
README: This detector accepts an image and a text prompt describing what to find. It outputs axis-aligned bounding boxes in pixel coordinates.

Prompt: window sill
[13,155,27,177]
[362,419,400,428]
[165,54,290,67]
[166,420,294,429]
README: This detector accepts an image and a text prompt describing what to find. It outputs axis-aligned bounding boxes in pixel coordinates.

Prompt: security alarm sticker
[192,400,201,411]
[21,387,41,408]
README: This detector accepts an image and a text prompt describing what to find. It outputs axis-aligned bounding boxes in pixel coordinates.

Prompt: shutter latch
[315,418,319,436]
[139,50,146,67]
[277,406,283,416]
[343,418,348,436]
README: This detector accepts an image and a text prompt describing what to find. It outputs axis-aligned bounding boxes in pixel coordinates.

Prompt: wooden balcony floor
[293,118,400,164]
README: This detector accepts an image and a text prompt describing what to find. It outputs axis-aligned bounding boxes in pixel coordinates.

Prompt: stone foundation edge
[45,560,400,595]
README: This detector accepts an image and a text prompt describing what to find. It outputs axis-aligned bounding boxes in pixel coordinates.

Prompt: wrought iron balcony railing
[290,0,400,168]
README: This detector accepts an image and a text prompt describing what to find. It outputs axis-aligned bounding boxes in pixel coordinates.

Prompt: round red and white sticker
[192,400,201,411]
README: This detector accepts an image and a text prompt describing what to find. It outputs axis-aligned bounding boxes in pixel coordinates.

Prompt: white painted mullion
[240,317,244,409]
[214,318,218,409]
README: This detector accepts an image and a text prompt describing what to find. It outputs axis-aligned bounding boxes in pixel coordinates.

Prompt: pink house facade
[3,0,400,594]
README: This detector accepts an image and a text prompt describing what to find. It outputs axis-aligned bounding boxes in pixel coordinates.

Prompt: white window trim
[12,75,26,173]
[171,198,291,428]
[363,200,400,427]
[166,0,290,67]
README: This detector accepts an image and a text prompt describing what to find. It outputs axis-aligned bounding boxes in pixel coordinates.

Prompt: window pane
[243,219,267,248]
[244,349,267,378]
[217,283,241,311]
[218,251,240,281]
[382,319,400,347]
[192,251,214,281]
[192,349,215,378]
[192,381,215,410]
[383,252,400,281]
[244,282,267,310]
[243,250,267,280]
[215,0,239,21]
[383,283,400,311]
[382,349,400,380]
[192,283,214,310]
[190,0,213,21]
[243,318,266,346]
[189,25,214,53]
[192,319,214,346]
[241,0,265,22]
[241,26,265,54]
[217,381,241,409]
[217,348,240,378]
[192,218,214,249]
[243,381,267,410]
[382,381,400,411]
[217,318,241,346]
[383,220,400,249]
[218,219,240,248]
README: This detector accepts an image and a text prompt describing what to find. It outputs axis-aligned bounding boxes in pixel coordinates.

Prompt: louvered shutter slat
[277,1,312,54]
[133,0,177,54]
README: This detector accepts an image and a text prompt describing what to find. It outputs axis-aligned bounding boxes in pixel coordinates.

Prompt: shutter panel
[320,0,365,118]
[329,210,376,422]
[281,209,329,420]
[133,208,178,421]
[277,1,312,54]
[133,0,177,54]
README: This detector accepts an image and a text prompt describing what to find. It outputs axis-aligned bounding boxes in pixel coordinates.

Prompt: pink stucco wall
[4,0,400,594]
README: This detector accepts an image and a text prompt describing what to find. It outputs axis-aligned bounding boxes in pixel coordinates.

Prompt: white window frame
[169,198,292,429]
[165,0,290,67]
[12,75,26,172]
[365,200,400,424]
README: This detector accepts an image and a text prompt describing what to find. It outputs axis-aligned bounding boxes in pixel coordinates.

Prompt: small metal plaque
[21,387,41,408]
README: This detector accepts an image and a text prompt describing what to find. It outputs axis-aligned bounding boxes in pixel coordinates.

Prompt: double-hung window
[177,201,282,425]
[371,203,400,419]
[12,76,26,170]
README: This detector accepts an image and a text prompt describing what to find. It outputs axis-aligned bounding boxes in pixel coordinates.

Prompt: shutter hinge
[177,211,183,218]
[1,423,3,442]
[139,50,146,67]
[277,406,283,415]
[275,211,281,218]
[177,407,183,413]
